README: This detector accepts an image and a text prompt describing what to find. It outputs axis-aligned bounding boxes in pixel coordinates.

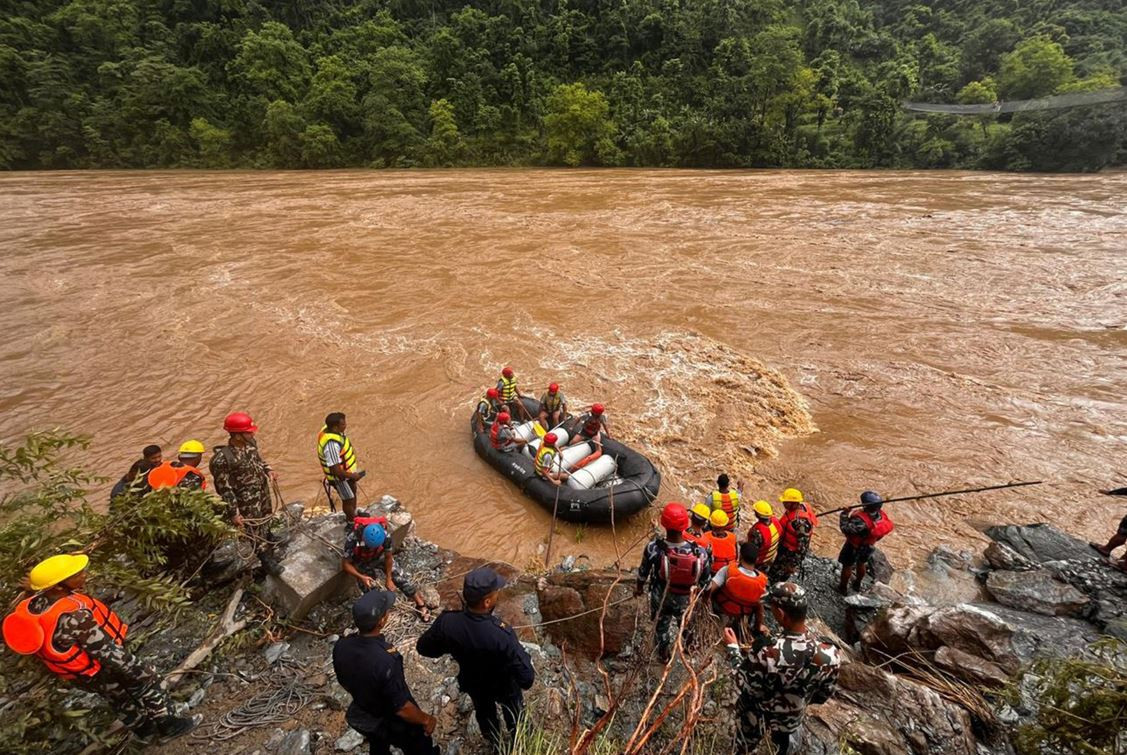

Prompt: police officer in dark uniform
[332,591,439,755]
[416,567,534,754]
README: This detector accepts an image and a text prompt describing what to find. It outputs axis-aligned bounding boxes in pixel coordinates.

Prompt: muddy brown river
[1,169,1124,570]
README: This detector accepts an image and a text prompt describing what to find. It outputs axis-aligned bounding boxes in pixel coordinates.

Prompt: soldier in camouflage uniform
[2,554,199,742]
[769,490,816,583]
[724,582,840,754]
[210,411,283,575]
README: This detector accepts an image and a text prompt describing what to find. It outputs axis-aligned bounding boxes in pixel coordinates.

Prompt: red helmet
[660,502,689,532]
[223,411,257,434]
[486,387,499,399]
[543,432,558,445]
[502,367,514,378]
[548,382,559,393]
[592,403,605,415]
[497,412,511,423]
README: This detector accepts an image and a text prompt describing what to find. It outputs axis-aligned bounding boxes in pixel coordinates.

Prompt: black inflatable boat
[470,398,661,523]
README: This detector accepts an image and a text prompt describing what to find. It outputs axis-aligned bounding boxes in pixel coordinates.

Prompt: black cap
[352,590,396,631]
[463,567,506,604]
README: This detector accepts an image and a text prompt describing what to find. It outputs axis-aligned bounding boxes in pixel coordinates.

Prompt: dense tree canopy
[1,0,1124,171]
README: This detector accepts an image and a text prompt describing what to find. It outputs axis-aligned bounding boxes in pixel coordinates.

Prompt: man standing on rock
[837,491,893,594]
[210,411,283,576]
[635,503,712,661]
[333,590,439,755]
[1090,506,1127,573]
[724,582,840,755]
[416,567,534,755]
[770,488,818,582]
[317,412,365,521]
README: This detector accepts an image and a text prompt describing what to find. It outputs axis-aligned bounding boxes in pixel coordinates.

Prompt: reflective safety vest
[534,445,557,477]
[714,567,768,617]
[146,461,207,490]
[3,594,127,679]
[350,515,390,562]
[497,376,519,401]
[711,490,740,527]
[541,392,563,412]
[779,504,818,553]
[702,531,738,574]
[317,428,357,482]
[750,517,782,566]
[657,544,703,596]
[477,395,501,418]
[846,510,894,547]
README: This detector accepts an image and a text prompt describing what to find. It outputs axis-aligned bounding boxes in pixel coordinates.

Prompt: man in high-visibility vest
[770,488,818,581]
[496,367,525,418]
[533,433,570,486]
[747,501,782,570]
[537,382,568,429]
[318,412,365,521]
[710,474,743,530]
[1,554,200,742]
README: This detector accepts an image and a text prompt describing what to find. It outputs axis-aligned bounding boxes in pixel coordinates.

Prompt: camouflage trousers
[768,548,805,582]
[353,557,418,597]
[737,704,799,755]
[649,589,690,659]
[74,667,175,730]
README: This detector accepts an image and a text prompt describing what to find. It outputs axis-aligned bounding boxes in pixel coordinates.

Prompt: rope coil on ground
[190,658,313,741]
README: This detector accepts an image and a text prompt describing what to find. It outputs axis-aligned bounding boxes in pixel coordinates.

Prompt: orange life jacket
[710,490,739,528]
[684,528,707,547]
[146,461,207,490]
[702,531,738,574]
[489,420,506,450]
[779,504,818,552]
[846,510,894,547]
[714,566,768,617]
[749,517,782,566]
[3,594,127,679]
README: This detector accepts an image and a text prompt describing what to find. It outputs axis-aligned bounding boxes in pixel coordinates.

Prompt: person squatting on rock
[416,568,534,755]
[724,582,840,755]
[209,411,284,576]
[333,590,440,755]
[636,502,712,661]
[341,513,430,621]
[770,488,818,582]
[317,411,365,521]
[837,491,894,594]
[1,554,200,743]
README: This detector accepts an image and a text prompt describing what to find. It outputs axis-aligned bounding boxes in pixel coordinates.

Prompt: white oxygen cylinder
[558,443,593,471]
[527,428,570,455]
[566,455,617,489]
[512,421,539,443]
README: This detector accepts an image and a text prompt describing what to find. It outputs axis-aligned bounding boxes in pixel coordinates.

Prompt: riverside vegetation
[1,0,1125,172]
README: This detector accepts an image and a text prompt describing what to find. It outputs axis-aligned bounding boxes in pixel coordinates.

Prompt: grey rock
[458,693,474,714]
[285,502,305,521]
[933,645,1009,688]
[264,728,286,752]
[264,642,291,665]
[983,541,1037,572]
[277,728,311,755]
[520,642,543,656]
[378,495,401,512]
[985,569,1089,617]
[187,687,207,708]
[560,555,577,572]
[985,523,1098,565]
[328,634,340,644]
[202,538,254,586]
[327,680,351,711]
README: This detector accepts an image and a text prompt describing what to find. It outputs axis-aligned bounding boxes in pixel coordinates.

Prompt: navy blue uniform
[417,609,534,754]
[332,634,438,755]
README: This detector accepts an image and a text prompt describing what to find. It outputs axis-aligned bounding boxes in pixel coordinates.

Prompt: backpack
[658,544,702,595]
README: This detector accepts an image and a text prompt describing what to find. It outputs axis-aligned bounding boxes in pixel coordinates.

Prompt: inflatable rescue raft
[470,398,661,523]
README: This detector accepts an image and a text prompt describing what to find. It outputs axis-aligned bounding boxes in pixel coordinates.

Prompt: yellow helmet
[709,510,729,528]
[28,554,89,591]
[690,503,711,520]
[780,488,804,504]
[178,440,206,455]
[753,500,774,518]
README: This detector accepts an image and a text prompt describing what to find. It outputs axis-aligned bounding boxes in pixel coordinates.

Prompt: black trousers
[356,718,438,755]
[469,690,524,754]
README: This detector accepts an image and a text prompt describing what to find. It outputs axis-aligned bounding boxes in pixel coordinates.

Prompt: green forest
[1,0,1125,171]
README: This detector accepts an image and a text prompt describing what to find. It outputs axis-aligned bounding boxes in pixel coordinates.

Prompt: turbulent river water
[1,169,1124,570]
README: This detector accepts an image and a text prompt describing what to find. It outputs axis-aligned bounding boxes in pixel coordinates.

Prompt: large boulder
[933,646,1009,688]
[537,570,642,658]
[262,514,353,621]
[985,569,1089,617]
[984,523,1097,565]
[983,541,1037,572]
[803,661,979,755]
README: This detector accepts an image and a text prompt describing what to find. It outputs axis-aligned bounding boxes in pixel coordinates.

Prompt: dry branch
[164,587,247,689]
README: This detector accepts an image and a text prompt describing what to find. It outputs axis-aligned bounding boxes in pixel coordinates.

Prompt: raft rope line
[190,657,313,741]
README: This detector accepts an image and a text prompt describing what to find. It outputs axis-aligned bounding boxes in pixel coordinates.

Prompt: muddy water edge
[0,169,1123,570]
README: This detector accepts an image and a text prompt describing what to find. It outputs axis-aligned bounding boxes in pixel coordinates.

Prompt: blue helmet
[362,523,387,548]
[860,490,883,507]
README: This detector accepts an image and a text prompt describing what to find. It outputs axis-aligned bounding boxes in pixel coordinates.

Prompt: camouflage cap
[767,581,808,612]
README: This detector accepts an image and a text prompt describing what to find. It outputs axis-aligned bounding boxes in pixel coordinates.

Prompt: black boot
[157,713,203,742]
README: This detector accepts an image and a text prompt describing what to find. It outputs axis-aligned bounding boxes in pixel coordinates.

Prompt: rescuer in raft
[489,412,528,453]
[837,491,894,594]
[1,554,200,742]
[568,403,609,449]
[317,412,365,521]
[533,432,570,486]
[143,440,207,492]
[474,387,504,431]
[537,382,568,429]
[495,367,525,419]
[770,488,818,582]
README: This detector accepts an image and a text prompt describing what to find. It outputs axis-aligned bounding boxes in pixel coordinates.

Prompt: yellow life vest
[498,375,518,401]
[711,489,740,523]
[534,445,557,477]
[317,427,357,481]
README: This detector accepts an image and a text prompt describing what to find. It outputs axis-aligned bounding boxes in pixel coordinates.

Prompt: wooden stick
[164,588,248,689]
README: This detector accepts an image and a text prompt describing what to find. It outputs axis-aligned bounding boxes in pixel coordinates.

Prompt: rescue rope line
[511,596,637,630]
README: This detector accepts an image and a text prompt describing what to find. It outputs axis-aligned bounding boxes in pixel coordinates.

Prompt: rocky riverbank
[131,498,1126,755]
